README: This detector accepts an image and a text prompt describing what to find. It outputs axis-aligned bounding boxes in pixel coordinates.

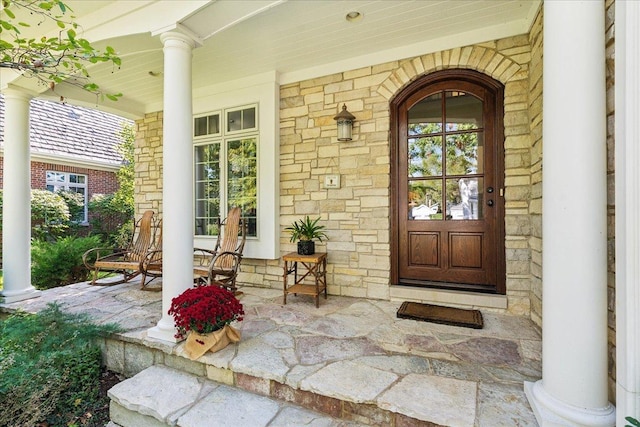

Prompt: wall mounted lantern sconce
[334,104,355,141]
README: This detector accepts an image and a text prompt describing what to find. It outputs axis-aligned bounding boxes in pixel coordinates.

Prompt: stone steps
[107,365,367,427]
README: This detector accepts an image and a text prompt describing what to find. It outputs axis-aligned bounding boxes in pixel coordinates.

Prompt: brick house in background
[0,96,132,223]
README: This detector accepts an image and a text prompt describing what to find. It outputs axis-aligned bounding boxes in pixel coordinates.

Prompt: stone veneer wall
[134,36,540,316]
[134,111,163,215]
[277,35,536,314]
[528,8,543,327]
[605,0,616,403]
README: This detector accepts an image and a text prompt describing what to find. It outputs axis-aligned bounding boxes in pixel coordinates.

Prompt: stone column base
[0,287,40,304]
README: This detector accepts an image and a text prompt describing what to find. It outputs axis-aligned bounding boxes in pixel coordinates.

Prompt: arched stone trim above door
[376,46,522,102]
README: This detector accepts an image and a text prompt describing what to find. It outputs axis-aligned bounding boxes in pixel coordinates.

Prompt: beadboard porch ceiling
[1,0,540,118]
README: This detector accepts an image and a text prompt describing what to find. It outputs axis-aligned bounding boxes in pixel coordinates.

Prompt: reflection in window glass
[227,138,257,236]
[194,144,221,236]
[446,132,483,175]
[228,110,242,132]
[194,117,208,136]
[445,91,483,131]
[445,178,483,220]
[409,136,442,177]
[408,93,442,135]
[243,108,256,129]
[408,180,443,220]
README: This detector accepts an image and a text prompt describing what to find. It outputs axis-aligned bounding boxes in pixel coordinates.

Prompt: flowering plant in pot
[285,216,328,255]
[168,285,244,360]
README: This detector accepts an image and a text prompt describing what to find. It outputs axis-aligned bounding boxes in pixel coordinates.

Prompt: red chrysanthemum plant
[168,286,244,340]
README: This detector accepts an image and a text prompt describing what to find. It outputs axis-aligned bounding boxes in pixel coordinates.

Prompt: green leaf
[18,21,30,27]
[57,1,66,13]
[56,20,65,29]
[39,2,53,11]
[4,8,15,19]
[112,57,121,66]
[66,28,75,40]
[105,45,115,54]
[106,93,122,101]
[0,39,14,49]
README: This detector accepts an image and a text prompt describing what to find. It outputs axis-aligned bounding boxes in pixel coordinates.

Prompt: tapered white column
[525,1,615,425]
[0,89,40,303]
[147,31,196,342]
[615,0,640,423]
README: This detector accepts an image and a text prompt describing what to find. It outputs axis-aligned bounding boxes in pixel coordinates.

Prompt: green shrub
[57,189,85,223]
[31,189,71,240]
[31,235,103,289]
[88,193,133,247]
[0,304,122,427]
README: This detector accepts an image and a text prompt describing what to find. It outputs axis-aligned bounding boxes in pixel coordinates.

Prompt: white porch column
[147,31,196,342]
[0,88,40,303]
[615,0,640,423]
[524,1,615,426]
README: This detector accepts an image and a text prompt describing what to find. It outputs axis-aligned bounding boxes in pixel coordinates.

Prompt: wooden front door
[391,70,505,294]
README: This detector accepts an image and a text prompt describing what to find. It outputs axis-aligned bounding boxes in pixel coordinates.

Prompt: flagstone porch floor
[0,278,541,426]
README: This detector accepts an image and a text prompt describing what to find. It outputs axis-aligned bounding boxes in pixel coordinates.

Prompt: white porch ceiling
[1,0,540,118]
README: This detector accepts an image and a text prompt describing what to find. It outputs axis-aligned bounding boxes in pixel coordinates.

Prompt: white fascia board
[0,149,121,172]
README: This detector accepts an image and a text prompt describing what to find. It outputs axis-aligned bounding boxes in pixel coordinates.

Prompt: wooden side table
[283,252,327,308]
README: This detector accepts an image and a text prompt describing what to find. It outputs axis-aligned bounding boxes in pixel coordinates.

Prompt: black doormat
[396,302,483,329]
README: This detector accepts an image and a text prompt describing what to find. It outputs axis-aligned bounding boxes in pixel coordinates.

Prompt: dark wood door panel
[449,233,483,269]
[408,232,439,266]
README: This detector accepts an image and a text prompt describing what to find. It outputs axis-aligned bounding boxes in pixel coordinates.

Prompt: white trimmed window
[194,104,258,238]
[46,171,88,223]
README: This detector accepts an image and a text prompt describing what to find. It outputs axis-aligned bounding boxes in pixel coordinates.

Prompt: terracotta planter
[184,325,241,360]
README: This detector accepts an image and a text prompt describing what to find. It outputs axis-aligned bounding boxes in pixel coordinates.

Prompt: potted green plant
[285,216,328,255]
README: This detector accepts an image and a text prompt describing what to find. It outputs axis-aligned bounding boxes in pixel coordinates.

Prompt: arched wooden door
[391,70,505,294]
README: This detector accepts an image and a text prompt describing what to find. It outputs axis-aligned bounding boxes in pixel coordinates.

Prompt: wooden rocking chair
[193,207,246,294]
[83,210,160,286]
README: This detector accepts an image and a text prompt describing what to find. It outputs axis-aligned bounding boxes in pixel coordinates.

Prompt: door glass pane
[445,178,483,220]
[409,136,442,177]
[445,132,483,175]
[445,91,483,131]
[408,93,442,135]
[408,179,443,220]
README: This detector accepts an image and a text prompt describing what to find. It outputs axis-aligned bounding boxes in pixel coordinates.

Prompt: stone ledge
[389,286,508,310]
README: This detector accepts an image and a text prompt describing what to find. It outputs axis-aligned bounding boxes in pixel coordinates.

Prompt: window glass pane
[409,136,442,177]
[76,175,86,184]
[194,143,221,236]
[408,179,442,220]
[194,117,208,136]
[445,178,483,220]
[445,132,483,175]
[242,107,256,129]
[445,91,483,131]
[208,115,220,135]
[227,110,242,132]
[408,93,442,135]
[227,138,257,237]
